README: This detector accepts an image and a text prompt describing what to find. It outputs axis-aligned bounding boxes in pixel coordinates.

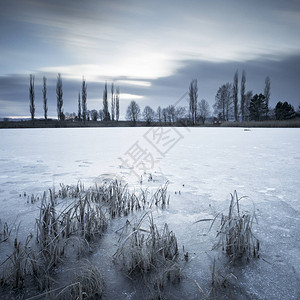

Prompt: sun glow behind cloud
[120,93,144,100]
[39,52,178,83]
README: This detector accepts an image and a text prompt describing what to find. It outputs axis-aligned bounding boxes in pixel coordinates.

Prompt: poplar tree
[111,83,115,121]
[116,87,120,121]
[29,74,35,121]
[189,79,198,125]
[264,76,271,119]
[82,77,87,123]
[42,76,48,120]
[233,70,239,121]
[240,71,246,121]
[78,92,81,121]
[56,73,63,120]
[103,82,109,120]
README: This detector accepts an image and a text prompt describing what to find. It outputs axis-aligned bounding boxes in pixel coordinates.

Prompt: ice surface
[0,127,299,299]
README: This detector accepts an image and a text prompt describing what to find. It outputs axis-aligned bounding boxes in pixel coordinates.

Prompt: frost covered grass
[0,235,33,289]
[113,212,178,274]
[0,179,172,297]
[0,185,108,292]
[195,258,239,300]
[55,180,169,218]
[193,191,261,299]
[214,191,260,264]
[113,212,181,299]
[195,191,260,264]
[69,261,104,300]
[0,221,11,243]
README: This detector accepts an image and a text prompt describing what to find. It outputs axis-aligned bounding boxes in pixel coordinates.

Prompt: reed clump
[113,213,181,299]
[55,180,169,218]
[113,213,178,275]
[214,191,260,264]
[0,179,171,296]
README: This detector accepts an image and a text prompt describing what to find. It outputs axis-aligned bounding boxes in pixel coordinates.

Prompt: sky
[0,0,300,119]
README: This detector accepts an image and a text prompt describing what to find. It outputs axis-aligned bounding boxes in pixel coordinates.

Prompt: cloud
[39,54,179,81]
[116,80,151,87]
[2,0,300,78]
[120,93,144,100]
[149,54,300,108]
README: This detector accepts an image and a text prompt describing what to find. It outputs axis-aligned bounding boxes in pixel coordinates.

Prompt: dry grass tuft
[0,179,171,295]
[31,187,108,291]
[214,191,260,264]
[69,261,104,299]
[113,213,178,274]
[0,221,12,243]
[0,234,33,288]
[113,212,181,299]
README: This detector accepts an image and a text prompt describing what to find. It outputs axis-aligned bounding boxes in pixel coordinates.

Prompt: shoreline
[1,118,300,129]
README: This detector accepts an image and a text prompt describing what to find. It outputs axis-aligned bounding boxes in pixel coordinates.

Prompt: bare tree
[103,82,109,121]
[99,109,105,121]
[233,70,239,121]
[166,105,176,123]
[56,73,63,120]
[175,106,187,123]
[240,70,246,121]
[214,85,225,120]
[126,101,140,124]
[189,79,198,124]
[156,106,162,124]
[224,83,232,121]
[65,112,76,120]
[264,76,271,119]
[42,76,47,120]
[198,99,211,124]
[82,77,87,123]
[91,109,98,121]
[162,108,167,124]
[143,106,155,124]
[116,87,120,121]
[29,74,35,121]
[214,83,232,121]
[111,83,115,121]
[78,92,81,121]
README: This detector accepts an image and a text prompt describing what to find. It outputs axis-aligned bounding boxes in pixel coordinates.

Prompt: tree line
[28,72,298,124]
[213,71,297,122]
[213,71,271,122]
[126,79,210,125]
[28,74,120,123]
[126,71,298,125]
[125,98,211,125]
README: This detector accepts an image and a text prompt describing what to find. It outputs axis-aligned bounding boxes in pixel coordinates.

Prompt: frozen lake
[0,127,299,299]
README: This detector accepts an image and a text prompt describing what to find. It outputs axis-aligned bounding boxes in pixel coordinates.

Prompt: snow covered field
[0,127,299,299]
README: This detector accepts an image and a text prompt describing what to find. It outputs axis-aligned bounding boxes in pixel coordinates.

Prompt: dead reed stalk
[214,191,260,264]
